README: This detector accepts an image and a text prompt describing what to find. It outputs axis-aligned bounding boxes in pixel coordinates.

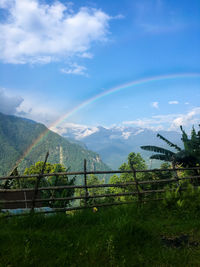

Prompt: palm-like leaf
[156,134,181,151]
[150,154,174,162]
[141,145,175,156]
[141,126,200,167]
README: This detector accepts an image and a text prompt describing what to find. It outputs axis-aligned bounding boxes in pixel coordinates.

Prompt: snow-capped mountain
[53,124,182,169]
[53,123,146,140]
[53,123,99,140]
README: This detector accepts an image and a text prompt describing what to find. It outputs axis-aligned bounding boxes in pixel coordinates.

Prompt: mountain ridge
[54,124,183,169]
[0,112,110,180]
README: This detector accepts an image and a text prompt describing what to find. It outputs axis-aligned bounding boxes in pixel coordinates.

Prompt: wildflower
[93,207,98,213]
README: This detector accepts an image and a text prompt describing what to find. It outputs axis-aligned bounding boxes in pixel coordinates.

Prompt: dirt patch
[161,234,199,248]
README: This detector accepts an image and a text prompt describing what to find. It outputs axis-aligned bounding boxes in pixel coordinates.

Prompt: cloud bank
[0,88,23,115]
[0,88,59,124]
[123,107,200,131]
[0,0,110,64]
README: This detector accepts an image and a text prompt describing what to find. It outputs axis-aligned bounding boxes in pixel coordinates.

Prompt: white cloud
[151,101,159,109]
[168,100,179,105]
[123,118,164,131]
[170,107,200,130]
[61,63,88,76]
[16,97,60,124]
[0,88,23,115]
[79,52,93,59]
[123,107,200,131]
[0,0,111,64]
[0,0,13,8]
[0,88,60,124]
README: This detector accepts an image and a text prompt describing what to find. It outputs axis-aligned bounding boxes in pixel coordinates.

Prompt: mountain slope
[0,113,110,179]
[55,124,183,169]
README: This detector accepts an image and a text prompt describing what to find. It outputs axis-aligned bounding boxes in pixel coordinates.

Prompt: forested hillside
[0,112,110,177]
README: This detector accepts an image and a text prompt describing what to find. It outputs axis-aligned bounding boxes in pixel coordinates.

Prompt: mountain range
[54,124,183,169]
[0,111,184,179]
[0,112,110,181]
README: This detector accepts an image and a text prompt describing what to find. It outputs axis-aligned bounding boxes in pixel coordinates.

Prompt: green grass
[0,202,200,267]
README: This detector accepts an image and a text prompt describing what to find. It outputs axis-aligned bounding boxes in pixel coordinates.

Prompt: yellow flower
[93,207,98,213]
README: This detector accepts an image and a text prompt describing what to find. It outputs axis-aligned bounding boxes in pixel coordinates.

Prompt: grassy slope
[0,202,200,267]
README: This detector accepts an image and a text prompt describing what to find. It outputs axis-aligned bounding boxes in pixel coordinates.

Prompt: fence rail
[0,158,200,216]
[0,167,200,181]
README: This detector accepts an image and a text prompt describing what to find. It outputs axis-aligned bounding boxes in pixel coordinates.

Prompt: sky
[0,0,200,133]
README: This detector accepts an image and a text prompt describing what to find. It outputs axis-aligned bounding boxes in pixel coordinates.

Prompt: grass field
[0,201,200,267]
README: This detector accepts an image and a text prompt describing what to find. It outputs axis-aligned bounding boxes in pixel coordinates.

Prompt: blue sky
[0,0,199,133]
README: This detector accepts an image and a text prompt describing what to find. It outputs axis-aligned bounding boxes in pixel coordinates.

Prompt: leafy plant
[21,161,76,208]
[163,180,200,211]
[141,125,200,168]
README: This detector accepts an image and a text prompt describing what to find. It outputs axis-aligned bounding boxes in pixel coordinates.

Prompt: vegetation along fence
[0,155,200,217]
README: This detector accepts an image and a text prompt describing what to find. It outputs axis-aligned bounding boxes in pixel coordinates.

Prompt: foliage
[20,161,75,208]
[107,152,148,202]
[107,153,176,203]
[141,125,200,168]
[1,203,200,266]
[0,112,111,178]
[162,177,200,211]
[147,162,174,191]
[77,174,106,206]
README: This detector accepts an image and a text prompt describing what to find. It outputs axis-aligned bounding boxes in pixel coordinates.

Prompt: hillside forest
[1,124,200,210]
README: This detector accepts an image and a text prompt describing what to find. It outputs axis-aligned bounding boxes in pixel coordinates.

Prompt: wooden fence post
[130,165,142,203]
[50,174,58,207]
[31,152,49,213]
[84,159,89,207]
[24,191,28,209]
[4,167,19,189]
[172,162,181,193]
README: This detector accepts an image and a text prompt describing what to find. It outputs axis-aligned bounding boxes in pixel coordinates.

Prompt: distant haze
[53,124,183,169]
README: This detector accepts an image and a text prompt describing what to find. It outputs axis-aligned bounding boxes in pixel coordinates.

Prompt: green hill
[0,112,110,179]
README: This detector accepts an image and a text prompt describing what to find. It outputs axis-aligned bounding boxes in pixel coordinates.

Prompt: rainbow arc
[11,72,200,172]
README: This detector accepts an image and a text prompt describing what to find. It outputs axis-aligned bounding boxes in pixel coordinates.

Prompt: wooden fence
[0,157,200,216]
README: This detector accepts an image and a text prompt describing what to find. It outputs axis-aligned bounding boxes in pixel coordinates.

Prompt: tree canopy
[141,125,200,167]
[11,162,76,208]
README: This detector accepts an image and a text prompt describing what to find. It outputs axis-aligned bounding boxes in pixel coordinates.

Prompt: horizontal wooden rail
[0,166,200,181]
[1,161,200,216]
[0,187,189,205]
[1,198,167,218]
[1,175,199,193]
[0,195,190,218]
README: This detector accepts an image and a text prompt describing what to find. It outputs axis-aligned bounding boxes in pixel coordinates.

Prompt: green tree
[149,162,174,191]
[107,152,148,202]
[78,174,106,206]
[21,162,75,208]
[108,153,176,202]
[141,125,200,167]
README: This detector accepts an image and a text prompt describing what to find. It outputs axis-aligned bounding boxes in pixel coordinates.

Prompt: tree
[78,174,106,206]
[141,125,200,168]
[107,152,148,202]
[20,162,75,208]
[0,167,20,189]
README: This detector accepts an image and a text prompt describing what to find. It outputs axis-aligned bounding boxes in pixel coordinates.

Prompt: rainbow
[11,72,200,172]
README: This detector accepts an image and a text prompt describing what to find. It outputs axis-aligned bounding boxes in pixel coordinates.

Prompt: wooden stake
[130,165,142,203]
[84,159,89,206]
[31,152,49,213]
